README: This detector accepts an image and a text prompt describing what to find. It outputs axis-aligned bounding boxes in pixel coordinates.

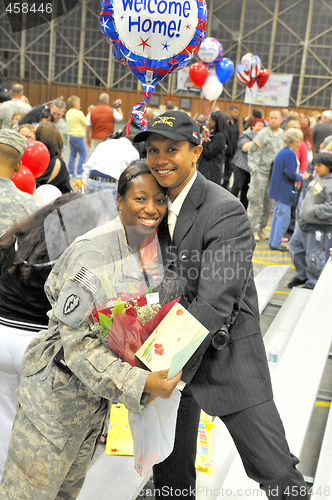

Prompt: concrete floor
[62,134,332,493]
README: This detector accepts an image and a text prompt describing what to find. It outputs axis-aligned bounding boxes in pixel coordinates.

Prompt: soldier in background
[247,110,284,242]
[0,129,37,235]
[0,84,31,130]
[50,99,69,148]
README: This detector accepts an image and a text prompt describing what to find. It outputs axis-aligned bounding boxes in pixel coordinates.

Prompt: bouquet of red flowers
[89,288,181,367]
[88,230,186,367]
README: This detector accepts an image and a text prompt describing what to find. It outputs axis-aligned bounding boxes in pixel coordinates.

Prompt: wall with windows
[1,0,332,110]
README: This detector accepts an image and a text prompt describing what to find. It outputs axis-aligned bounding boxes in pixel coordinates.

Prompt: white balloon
[202,76,223,101]
[33,184,62,208]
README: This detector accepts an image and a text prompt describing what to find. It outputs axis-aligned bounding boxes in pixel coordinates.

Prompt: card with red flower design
[135,303,209,378]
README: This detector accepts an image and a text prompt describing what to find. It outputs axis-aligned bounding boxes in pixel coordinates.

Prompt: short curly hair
[283,128,303,148]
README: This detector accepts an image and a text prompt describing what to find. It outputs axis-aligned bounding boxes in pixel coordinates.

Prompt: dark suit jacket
[159,172,273,416]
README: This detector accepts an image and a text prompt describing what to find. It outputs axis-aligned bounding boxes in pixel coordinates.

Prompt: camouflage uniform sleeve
[47,242,150,414]
[247,129,264,174]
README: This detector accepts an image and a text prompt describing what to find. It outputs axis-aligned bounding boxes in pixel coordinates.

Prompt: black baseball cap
[133,110,201,146]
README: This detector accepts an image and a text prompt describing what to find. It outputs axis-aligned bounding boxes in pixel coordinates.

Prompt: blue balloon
[215,58,234,83]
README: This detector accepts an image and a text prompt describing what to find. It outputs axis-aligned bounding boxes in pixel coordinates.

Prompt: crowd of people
[0,82,332,499]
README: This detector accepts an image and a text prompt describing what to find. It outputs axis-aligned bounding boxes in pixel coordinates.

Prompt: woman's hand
[144,369,182,406]
[301,171,311,180]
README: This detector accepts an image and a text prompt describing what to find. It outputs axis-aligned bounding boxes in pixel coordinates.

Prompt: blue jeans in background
[68,136,86,175]
[269,201,291,248]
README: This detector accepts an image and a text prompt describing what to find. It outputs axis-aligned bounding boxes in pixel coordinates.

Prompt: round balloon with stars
[99,0,207,94]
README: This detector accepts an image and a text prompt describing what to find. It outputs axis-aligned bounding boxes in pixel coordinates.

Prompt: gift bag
[128,389,181,476]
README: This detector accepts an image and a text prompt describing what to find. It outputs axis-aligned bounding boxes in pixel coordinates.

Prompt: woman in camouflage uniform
[0,161,181,500]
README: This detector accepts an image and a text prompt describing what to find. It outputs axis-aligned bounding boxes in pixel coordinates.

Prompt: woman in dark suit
[197,110,227,185]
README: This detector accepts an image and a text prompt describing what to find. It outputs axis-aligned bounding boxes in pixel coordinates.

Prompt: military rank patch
[63,294,80,315]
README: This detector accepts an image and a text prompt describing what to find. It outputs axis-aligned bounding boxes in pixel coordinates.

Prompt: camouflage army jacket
[0,98,31,129]
[247,126,284,176]
[0,177,38,235]
[54,118,69,148]
[22,217,150,413]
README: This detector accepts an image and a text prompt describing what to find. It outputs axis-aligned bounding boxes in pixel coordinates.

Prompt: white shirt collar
[167,171,197,216]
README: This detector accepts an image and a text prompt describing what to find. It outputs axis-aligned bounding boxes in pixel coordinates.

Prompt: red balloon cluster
[11,141,50,195]
[236,53,270,89]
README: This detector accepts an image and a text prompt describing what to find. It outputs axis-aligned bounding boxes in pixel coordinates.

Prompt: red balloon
[11,165,36,195]
[256,69,270,89]
[21,141,50,178]
[189,62,209,88]
[247,78,256,89]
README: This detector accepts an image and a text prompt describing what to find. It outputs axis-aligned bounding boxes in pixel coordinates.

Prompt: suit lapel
[173,172,207,247]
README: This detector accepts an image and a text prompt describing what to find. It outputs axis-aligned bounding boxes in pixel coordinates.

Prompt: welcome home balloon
[100,0,207,93]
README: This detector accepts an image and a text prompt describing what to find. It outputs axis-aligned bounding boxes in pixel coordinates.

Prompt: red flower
[137,296,147,307]
[154,343,164,355]
[125,305,138,318]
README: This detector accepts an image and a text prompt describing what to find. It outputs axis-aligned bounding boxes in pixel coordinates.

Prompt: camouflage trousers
[247,170,275,232]
[0,364,108,500]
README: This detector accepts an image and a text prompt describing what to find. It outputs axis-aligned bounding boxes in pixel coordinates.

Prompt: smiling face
[146,134,202,202]
[117,174,166,242]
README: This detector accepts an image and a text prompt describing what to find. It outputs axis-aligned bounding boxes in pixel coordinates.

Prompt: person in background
[50,99,69,148]
[66,95,88,177]
[17,124,36,143]
[34,123,72,194]
[0,84,31,130]
[231,117,265,209]
[288,152,332,289]
[83,136,139,195]
[282,120,310,240]
[17,105,54,129]
[11,112,25,130]
[247,109,284,242]
[221,105,240,190]
[312,110,332,153]
[165,100,175,111]
[300,116,315,164]
[268,128,305,251]
[0,192,97,481]
[195,114,206,130]
[0,129,37,235]
[0,161,181,500]
[285,120,308,173]
[242,109,262,130]
[197,110,227,185]
[280,108,289,130]
[86,93,123,156]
